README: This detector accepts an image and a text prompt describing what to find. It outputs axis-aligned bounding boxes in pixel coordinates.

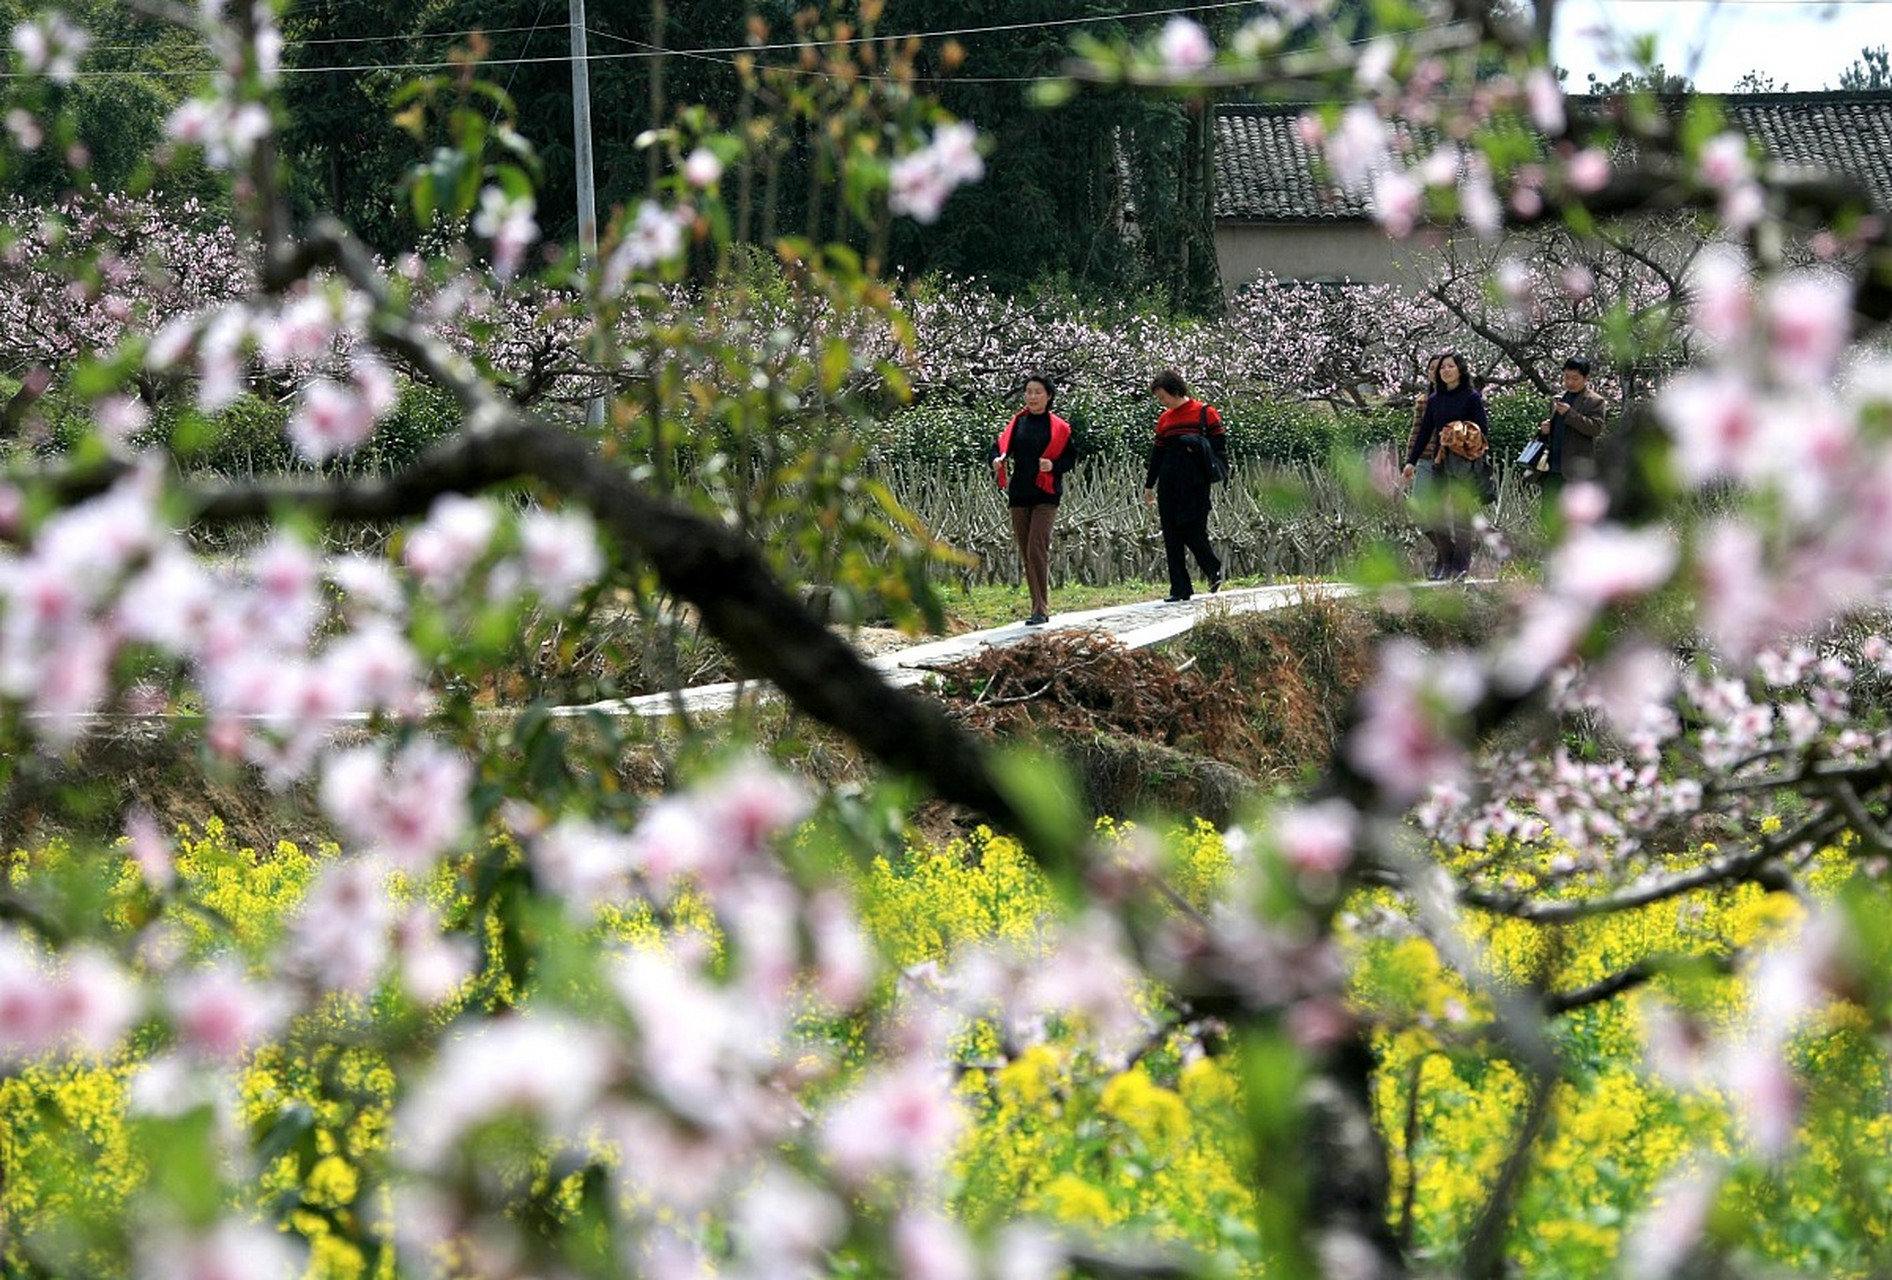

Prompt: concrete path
[553,581,1388,720]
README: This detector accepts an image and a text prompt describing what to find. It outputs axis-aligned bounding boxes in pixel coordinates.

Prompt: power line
[2,0,1274,79]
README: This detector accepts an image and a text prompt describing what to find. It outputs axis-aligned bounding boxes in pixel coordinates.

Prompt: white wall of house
[1214,222,1417,293]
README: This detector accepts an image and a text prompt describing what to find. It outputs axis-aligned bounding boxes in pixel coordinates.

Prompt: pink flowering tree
[6,2,1892,1278]
[1065,3,1892,1274]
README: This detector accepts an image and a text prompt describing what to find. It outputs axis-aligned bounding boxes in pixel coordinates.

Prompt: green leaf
[992,746,1085,891]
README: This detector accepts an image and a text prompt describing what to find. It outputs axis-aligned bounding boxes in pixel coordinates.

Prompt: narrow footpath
[553,581,1388,720]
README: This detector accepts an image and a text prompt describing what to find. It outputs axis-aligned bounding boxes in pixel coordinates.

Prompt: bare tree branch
[1461,807,1840,923]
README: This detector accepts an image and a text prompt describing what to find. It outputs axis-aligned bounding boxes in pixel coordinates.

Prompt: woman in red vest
[991,374,1077,626]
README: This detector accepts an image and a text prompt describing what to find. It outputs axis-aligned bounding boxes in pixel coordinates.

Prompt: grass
[934,574,1277,632]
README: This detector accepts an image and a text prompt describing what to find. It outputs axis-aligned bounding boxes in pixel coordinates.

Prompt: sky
[1550,0,1892,92]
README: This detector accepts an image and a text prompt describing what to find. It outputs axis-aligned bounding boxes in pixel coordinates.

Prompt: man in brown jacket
[1535,357,1609,493]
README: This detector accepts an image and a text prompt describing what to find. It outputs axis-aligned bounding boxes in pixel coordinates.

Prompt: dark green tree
[1836,44,1890,90]
[0,0,214,206]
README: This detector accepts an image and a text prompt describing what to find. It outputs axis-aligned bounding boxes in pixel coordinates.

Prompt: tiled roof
[1214,91,1892,222]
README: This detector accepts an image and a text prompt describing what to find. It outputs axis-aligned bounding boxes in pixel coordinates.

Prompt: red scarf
[996,411,1072,494]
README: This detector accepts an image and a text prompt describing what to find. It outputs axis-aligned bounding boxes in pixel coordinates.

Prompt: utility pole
[570,0,606,427]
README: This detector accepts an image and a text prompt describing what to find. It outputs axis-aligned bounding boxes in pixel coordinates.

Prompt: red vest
[996,412,1072,495]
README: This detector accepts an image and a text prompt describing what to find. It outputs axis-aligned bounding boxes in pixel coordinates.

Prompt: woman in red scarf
[1142,369,1227,602]
[990,374,1076,626]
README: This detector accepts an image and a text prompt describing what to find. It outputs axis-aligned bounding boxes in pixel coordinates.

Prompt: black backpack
[1195,405,1228,483]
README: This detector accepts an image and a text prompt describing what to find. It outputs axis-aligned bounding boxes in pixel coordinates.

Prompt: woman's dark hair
[1433,353,1471,394]
[1023,373,1056,407]
[1150,368,1188,397]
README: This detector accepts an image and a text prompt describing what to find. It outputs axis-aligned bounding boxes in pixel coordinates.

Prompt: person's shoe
[1024,613,1049,626]
[1163,594,1191,603]
[1426,564,1445,581]
[1209,574,1224,594]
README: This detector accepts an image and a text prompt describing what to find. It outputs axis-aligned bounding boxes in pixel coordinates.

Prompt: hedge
[874,389,1548,474]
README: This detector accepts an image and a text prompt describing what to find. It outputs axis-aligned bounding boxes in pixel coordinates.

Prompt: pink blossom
[1524,67,1565,133]
[1458,163,1502,239]
[96,394,151,443]
[1583,645,1678,739]
[125,806,177,890]
[319,620,424,717]
[1695,519,1772,661]
[626,794,719,888]
[1324,104,1390,193]
[25,624,112,744]
[135,1219,303,1280]
[1271,798,1359,878]
[319,739,471,868]
[1346,639,1480,806]
[1565,147,1611,193]
[195,307,249,410]
[930,121,985,187]
[894,1212,979,1280]
[259,293,338,366]
[531,816,637,914]
[1720,181,1765,232]
[398,1014,617,1168]
[1698,132,1752,188]
[516,507,604,609]
[1232,16,1284,58]
[1658,369,1762,487]
[682,147,724,188]
[1560,264,1594,300]
[289,377,376,461]
[1352,37,1395,90]
[1621,1167,1719,1280]
[54,948,141,1057]
[1751,907,1848,1029]
[472,186,539,282]
[350,351,398,418]
[325,553,405,620]
[699,755,812,856]
[6,107,42,150]
[1766,272,1852,385]
[732,1170,846,1269]
[820,1063,965,1186]
[1686,246,1754,349]
[890,155,954,225]
[1495,257,1532,315]
[1157,17,1214,72]
[1722,1036,1799,1159]
[0,935,59,1060]
[167,97,271,169]
[1559,481,1610,527]
[1370,169,1424,237]
[247,534,324,647]
[403,494,499,595]
[167,963,290,1061]
[1547,523,1677,606]
[286,858,392,994]
[610,951,775,1124]
[889,123,985,225]
[603,201,689,290]
[391,905,476,1004]
[808,889,873,1007]
[11,12,89,84]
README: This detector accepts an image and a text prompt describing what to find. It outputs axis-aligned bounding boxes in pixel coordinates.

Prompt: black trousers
[1160,504,1220,598]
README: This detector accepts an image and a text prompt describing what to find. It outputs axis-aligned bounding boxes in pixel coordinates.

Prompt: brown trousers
[1009,503,1057,616]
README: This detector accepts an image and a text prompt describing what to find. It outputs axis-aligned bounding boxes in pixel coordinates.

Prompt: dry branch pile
[919,629,1253,757]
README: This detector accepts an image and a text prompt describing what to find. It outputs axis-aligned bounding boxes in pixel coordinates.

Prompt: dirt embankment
[5,594,1502,854]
